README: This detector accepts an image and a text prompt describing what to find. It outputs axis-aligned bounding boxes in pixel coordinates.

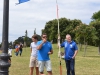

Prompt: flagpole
[56,0,60,54]
[0,0,10,75]
[56,0,62,75]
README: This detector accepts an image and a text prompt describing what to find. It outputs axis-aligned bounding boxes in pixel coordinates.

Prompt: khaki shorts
[29,56,38,67]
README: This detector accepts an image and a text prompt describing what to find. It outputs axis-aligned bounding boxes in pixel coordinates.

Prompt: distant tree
[14,40,19,45]
[73,24,97,56]
[42,18,82,43]
[13,29,41,47]
[34,28,36,34]
[16,37,24,44]
[0,43,1,48]
[13,36,32,47]
[24,30,28,47]
[9,41,13,48]
[90,10,100,55]
[92,10,100,21]
[37,34,41,41]
[9,41,12,46]
[90,20,100,55]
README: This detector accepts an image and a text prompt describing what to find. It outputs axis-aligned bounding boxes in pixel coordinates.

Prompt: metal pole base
[0,53,11,75]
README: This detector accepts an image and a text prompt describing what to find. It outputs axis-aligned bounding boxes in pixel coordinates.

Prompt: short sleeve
[60,42,65,47]
[37,41,41,46]
[74,43,78,50]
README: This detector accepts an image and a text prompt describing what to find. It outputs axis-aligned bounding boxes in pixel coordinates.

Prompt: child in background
[8,46,12,56]
[15,44,19,56]
[19,43,23,56]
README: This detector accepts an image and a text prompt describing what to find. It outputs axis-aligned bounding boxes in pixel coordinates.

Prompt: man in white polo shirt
[29,34,39,75]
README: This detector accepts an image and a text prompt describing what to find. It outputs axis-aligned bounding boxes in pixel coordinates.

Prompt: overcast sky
[0,0,100,43]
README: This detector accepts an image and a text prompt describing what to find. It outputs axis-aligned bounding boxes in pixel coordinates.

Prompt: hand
[72,56,75,59]
[42,39,47,43]
[48,52,51,55]
[58,34,60,40]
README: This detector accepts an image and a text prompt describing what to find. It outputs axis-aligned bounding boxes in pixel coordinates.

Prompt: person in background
[8,55,11,63]
[29,34,39,75]
[60,34,78,75]
[37,33,53,75]
[15,44,19,56]
[19,43,23,56]
[8,46,12,56]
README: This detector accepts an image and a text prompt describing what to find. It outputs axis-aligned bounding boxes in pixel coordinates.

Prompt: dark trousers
[19,50,22,56]
[15,51,19,56]
[65,59,75,75]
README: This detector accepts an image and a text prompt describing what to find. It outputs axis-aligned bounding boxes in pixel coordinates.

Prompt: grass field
[9,44,100,75]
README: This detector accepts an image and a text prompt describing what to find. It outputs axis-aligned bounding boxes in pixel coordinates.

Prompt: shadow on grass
[85,55,100,58]
[80,50,96,52]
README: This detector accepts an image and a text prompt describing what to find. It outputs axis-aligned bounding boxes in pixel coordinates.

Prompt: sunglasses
[42,36,47,38]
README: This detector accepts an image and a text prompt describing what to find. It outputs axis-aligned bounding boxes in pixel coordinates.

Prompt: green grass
[9,44,100,75]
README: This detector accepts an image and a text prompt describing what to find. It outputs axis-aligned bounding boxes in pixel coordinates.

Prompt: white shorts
[38,60,52,72]
[29,56,38,67]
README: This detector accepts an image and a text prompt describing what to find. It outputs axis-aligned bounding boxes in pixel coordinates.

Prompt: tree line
[0,10,100,55]
[0,30,41,49]
[42,10,100,55]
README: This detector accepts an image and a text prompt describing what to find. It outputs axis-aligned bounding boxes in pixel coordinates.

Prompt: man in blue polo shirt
[61,34,78,75]
[37,33,53,75]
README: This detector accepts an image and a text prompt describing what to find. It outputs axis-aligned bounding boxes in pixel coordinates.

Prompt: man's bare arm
[48,50,53,55]
[72,50,78,59]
